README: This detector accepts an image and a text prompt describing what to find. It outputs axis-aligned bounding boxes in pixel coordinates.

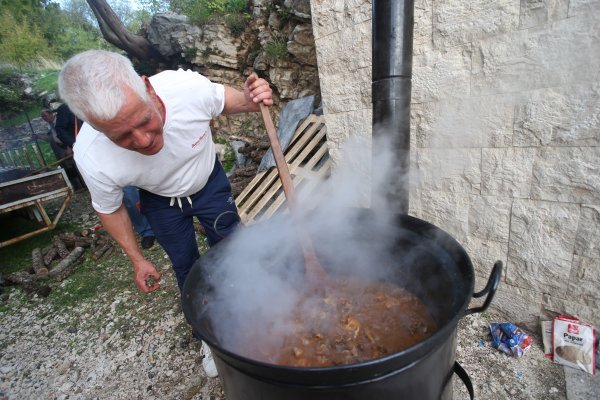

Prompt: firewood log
[228,134,254,144]
[43,247,58,266]
[4,272,52,297]
[93,242,113,260]
[53,236,70,258]
[41,245,53,256]
[31,248,49,276]
[58,233,93,248]
[5,271,41,284]
[231,165,258,177]
[79,228,91,237]
[49,247,86,281]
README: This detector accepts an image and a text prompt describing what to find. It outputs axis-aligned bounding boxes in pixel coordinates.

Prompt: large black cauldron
[182,210,501,400]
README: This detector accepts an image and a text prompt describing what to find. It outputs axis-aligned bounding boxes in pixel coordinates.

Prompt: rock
[230,140,247,167]
[57,360,71,375]
[284,0,311,19]
[287,24,317,65]
[147,13,197,58]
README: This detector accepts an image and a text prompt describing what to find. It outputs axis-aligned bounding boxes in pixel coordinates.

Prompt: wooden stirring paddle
[257,97,328,285]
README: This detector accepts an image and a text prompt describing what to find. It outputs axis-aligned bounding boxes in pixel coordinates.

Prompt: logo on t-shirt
[192,130,207,148]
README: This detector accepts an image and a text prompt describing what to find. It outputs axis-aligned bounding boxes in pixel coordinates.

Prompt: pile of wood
[4,228,115,297]
[229,165,261,197]
[227,134,270,196]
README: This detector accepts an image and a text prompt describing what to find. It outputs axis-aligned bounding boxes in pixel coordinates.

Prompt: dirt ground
[1,189,595,400]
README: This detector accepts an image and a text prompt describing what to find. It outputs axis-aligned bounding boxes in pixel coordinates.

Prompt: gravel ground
[0,190,575,399]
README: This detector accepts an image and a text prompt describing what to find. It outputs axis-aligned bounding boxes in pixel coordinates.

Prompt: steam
[196,132,408,356]
[191,10,600,360]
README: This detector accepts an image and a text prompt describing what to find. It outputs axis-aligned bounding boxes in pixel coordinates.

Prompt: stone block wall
[311,0,599,329]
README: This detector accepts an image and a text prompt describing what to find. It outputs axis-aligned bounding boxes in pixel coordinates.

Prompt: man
[54,103,82,149]
[55,103,86,190]
[58,50,273,377]
[36,110,67,161]
[36,108,84,189]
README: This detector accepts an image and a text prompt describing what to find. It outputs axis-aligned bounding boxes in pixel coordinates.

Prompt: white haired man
[58,50,273,377]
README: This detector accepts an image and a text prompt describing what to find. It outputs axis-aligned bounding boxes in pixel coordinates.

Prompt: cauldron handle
[452,361,474,400]
[464,260,503,315]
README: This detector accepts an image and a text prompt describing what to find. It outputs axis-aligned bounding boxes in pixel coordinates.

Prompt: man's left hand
[244,74,273,107]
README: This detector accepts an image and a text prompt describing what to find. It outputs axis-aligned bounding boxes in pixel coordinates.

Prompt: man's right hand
[97,205,161,293]
[132,259,161,293]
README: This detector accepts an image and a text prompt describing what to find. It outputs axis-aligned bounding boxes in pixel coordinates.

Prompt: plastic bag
[489,323,531,358]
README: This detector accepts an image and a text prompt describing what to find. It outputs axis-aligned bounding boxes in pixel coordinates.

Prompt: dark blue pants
[123,186,154,238]
[139,159,239,291]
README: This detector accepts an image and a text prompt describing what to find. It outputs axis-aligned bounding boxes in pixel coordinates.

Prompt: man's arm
[97,204,161,293]
[222,74,273,115]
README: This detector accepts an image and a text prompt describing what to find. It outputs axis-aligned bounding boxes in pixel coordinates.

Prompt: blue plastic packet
[489,323,531,358]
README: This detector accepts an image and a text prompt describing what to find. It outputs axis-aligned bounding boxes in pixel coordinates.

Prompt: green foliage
[224,0,249,14]
[184,47,198,61]
[0,0,45,20]
[225,13,249,37]
[171,0,213,25]
[32,70,58,93]
[276,6,294,26]
[0,67,31,118]
[0,11,50,67]
[47,258,129,308]
[52,24,110,61]
[172,0,250,35]
[213,137,237,172]
[42,1,113,60]
[0,84,23,114]
[0,101,47,129]
[0,67,59,125]
[34,140,57,165]
[265,37,289,61]
[0,0,111,65]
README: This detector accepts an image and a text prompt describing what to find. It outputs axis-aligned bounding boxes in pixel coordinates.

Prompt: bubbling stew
[240,277,437,367]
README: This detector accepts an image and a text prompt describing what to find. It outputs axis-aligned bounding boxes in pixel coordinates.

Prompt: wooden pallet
[236,114,331,224]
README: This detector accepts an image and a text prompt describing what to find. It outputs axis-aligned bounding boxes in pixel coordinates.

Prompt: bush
[172,0,250,33]
[225,13,249,37]
[0,84,23,113]
[225,0,249,14]
[265,37,288,61]
[0,11,50,67]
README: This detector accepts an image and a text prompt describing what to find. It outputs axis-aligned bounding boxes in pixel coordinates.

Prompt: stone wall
[145,1,319,140]
[311,0,599,329]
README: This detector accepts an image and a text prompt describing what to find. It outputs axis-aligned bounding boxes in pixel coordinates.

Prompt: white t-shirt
[74,69,224,213]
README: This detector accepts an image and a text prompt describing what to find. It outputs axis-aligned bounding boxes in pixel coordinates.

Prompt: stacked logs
[4,228,115,297]
[227,135,270,196]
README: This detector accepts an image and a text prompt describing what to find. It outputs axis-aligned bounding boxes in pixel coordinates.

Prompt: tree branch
[86,0,155,60]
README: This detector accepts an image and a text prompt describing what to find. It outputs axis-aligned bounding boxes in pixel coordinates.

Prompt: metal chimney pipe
[372,0,415,213]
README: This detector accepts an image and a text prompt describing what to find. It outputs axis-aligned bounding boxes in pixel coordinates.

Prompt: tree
[0,11,50,66]
[44,0,113,60]
[85,0,158,61]
[0,0,46,19]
